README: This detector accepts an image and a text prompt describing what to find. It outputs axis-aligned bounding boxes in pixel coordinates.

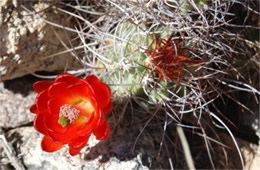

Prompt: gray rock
[0,0,80,81]
[7,127,84,170]
[5,127,149,170]
[0,82,35,128]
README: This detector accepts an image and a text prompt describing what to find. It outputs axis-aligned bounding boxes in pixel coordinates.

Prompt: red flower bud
[30,73,112,156]
[145,33,203,80]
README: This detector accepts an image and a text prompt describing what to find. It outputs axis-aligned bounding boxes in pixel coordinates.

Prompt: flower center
[58,104,80,127]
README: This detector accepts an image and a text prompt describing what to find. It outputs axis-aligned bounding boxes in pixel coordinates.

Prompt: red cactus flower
[30,73,112,156]
[145,33,203,80]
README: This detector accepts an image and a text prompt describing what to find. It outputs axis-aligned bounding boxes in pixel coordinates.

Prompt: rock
[0,0,80,81]
[84,128,152,170]
[99,156,148,170]
[6,127,84,170]
[242,144,260,170]
[0,81,35,128]
[5,127,149,170]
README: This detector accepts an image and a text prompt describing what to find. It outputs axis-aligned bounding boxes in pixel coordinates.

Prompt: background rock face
[6,127,86,170]
[0,77,35,128]
[0,0,80,81]
[2,127,149,170]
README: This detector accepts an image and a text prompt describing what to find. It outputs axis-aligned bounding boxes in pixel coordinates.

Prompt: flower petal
[102,101,112,116]
[30,104,38,114]
[48,99,62,117]
[46,99,68,133]
[48,82,73,103]
[45,116,68,134]
[69,135,90,149]
[66,116,92,137]
[33,81,53,94]
[48,131,70,144]
[55,73,81,86]
[67,82,93,101]
[94,120,110,140]
[34,112,48,135]
[86,75,111,108]
[36,90,50,112]
[69,147,81,156]
[41,135,64,152]
[68,135,90,156]
[47,115,92,143]
[47,117,89,143]
[73,109,102,136]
